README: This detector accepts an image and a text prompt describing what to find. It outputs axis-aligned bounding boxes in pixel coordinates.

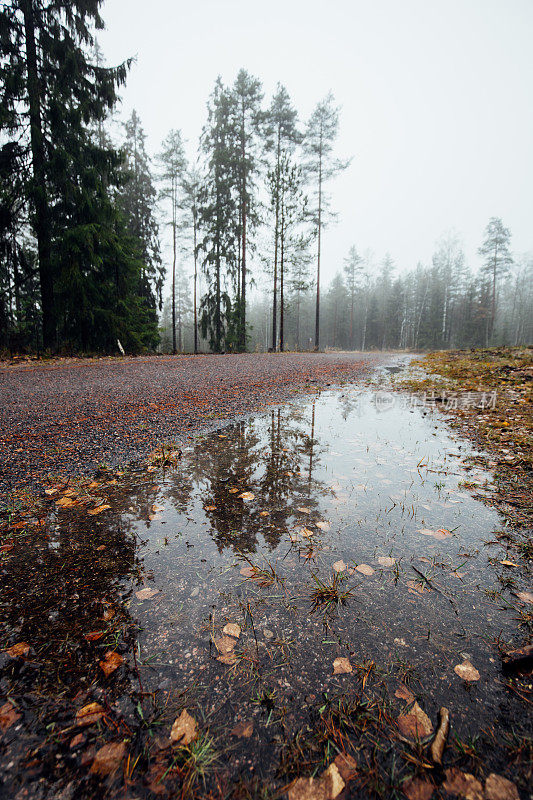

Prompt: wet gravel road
[0,352,386,492]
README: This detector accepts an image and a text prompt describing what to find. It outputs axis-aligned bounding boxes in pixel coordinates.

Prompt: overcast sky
[99,0,533,288]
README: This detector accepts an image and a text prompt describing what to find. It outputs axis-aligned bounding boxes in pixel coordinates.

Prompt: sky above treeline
[100,0,533,286]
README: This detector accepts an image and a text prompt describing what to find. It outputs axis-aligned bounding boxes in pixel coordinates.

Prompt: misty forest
[1,3,532,800]
[1,1,532,356]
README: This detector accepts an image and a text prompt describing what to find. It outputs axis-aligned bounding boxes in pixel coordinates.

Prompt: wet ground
[1,362,531,799]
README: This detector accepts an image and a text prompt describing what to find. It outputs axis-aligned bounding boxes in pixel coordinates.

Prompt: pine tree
[158,129,187,353]
[231,70,264,350]
[303,93,349,350]
[1,0,130,350]
[478,217,513,344]
[120,110,163,311]
[343,245,363,349]
[180,166,201,353]
[265,84,301,350]
[198,78,237,352]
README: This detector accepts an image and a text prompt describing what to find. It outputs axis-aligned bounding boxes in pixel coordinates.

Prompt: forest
[1,0,532,355]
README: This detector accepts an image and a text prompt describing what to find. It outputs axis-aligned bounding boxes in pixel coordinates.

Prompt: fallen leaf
[99,651,123,677]
[70,733,85,749]
[44,488,57,496]
[516,591,533,604]
[397,702,433,740]
[76,702,105,726]
[222,623,241,638]
[259,511,270,516]
[419,528,451,540]
[322,764,345,799]
[332,560,346,572]
[217,653,238,665]
[395,684,415,703]
[442,768,483,800]
[333,657,352,674]
[333,752,357,782]
[297,507,311,514]
[204,506,217,512]
[315,521,331,531]
[500,560,519,567]
[231,720,254,738]
[56,496,75,507]
[228,488,239,494]
[148,513,162,521]
[403,777,434,800]
[355,564,374,576]
[301,527,315,538]
[135,587,159,600]
[6,642,30,659]
[484,773,520,800]
[170,709,198,745]
[89,741,126,777]
[454,661,480,682]
[213,635,236,655]
[0,702,21,732]
[239,492,255,501]
[378,556,396,567]
[240,566,255,577]
[84,631,105,642]
[87,504,110,515]
[430,707,450,765]
[288,762,345,800]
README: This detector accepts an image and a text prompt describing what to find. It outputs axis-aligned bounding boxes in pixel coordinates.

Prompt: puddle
[1,384,531,797]
[127,391,516,717]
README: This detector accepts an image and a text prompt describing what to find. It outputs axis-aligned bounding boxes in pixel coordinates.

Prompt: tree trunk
[240,99,247,351]
[314,133,323,350]
[279,205,285,352]
[272,131,281,351]
[193,206,198,354]
[171,178,177,354]
[22,0,55,349]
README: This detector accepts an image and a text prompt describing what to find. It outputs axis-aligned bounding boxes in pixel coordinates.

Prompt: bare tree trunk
[314,132,323,350]
[279,202,285,351]
[171,178,177,353]
[193,206,198,354]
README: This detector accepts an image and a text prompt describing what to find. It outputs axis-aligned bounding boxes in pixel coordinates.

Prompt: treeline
[244,226,533,352]
[1,2,531,356]
[0,0,346,355]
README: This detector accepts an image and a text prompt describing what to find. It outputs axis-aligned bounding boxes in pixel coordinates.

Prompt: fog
[100,0,533,279]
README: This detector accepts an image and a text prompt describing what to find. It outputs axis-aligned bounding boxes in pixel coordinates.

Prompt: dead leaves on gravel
[288,762,345,800]
[170,709,198,745]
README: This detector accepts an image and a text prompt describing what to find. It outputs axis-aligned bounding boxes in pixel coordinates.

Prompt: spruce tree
[180,166,201,353]
[198,78,237,352]
[478,217,513,344]
[120,110,163,312]
[158,129,187,353]
[231,70,264,350]
[265,85,301,350]
[1,0,130,349]
[303,93,349,350]
[343,245,363,349]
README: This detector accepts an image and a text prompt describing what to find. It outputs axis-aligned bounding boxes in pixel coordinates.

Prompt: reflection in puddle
[125,391,516,739]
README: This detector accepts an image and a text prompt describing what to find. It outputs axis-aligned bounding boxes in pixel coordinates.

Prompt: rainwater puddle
[122,389,521,743]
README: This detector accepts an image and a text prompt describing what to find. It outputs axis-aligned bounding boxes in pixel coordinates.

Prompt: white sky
[99,0,533,288]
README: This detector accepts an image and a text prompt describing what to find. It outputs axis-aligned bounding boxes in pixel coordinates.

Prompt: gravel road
[0,352,389,491]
